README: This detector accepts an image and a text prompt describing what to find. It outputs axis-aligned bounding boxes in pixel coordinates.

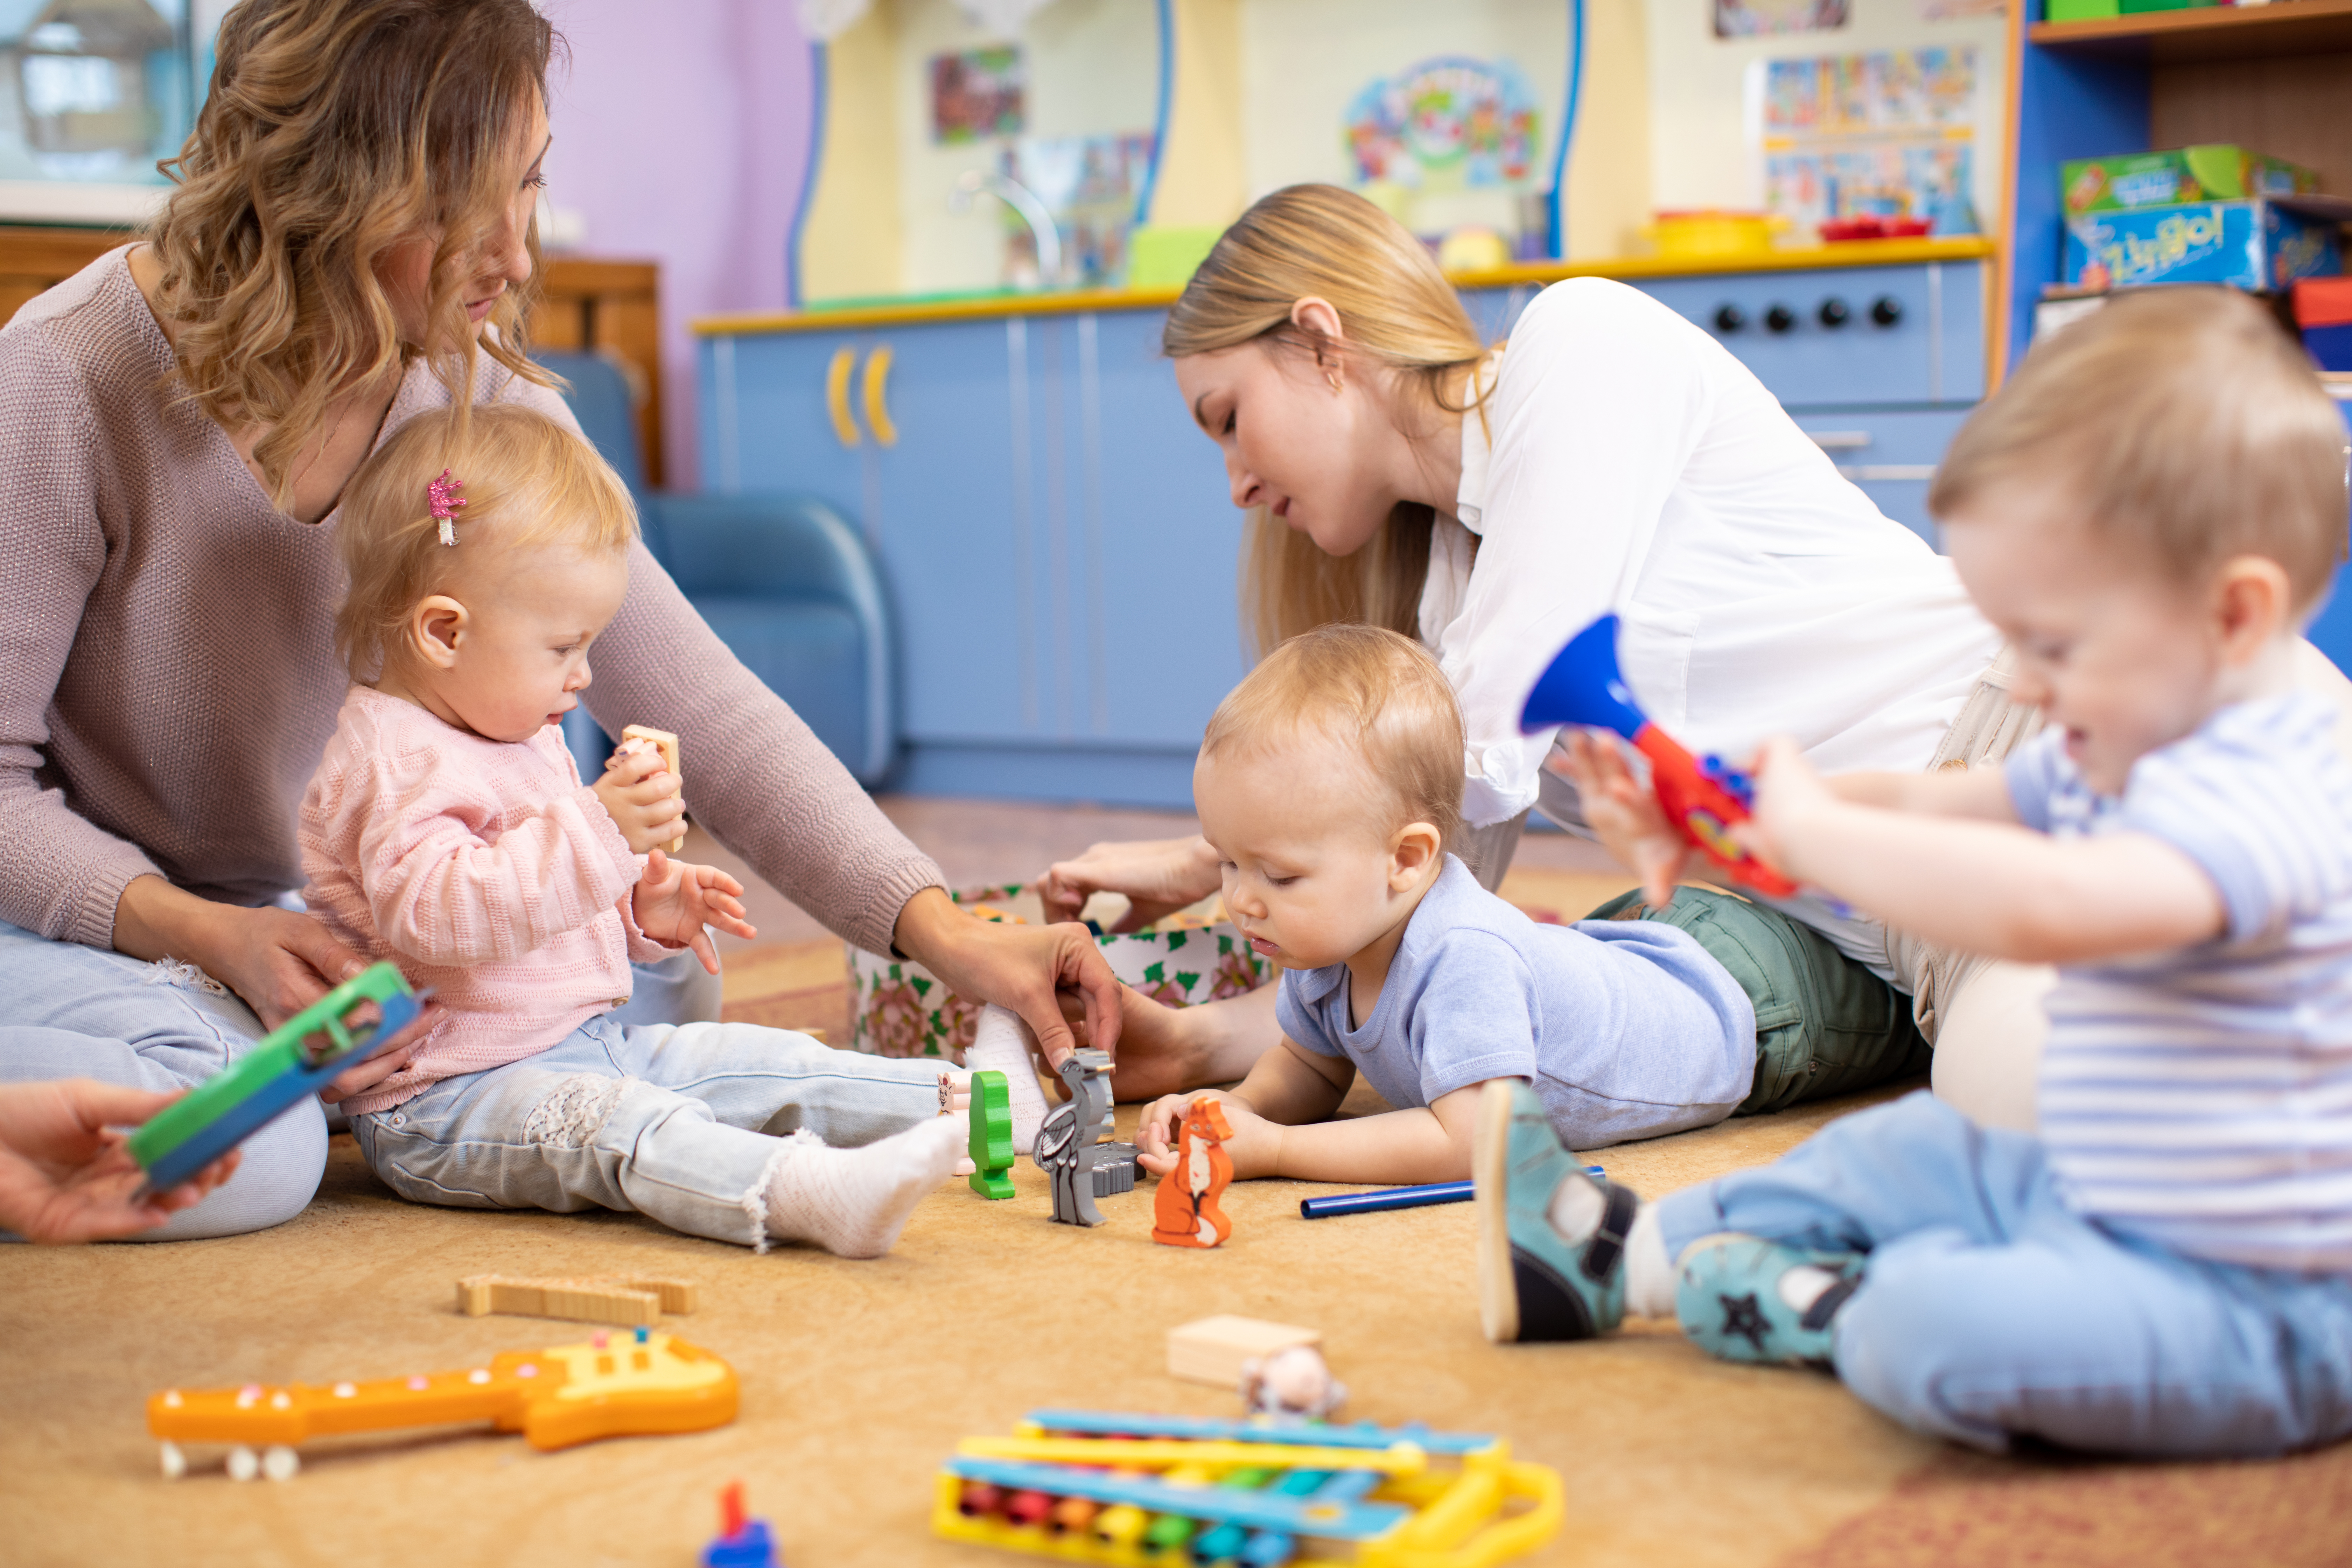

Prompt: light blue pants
[0,918,721,1240]
[1658,1090,2352,1456]
[351,1015,947,1247]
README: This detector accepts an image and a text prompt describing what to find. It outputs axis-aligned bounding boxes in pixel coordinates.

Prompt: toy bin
[847,886,1273,1059]
[2295,279,2352,373]
[2063,198,2346,292]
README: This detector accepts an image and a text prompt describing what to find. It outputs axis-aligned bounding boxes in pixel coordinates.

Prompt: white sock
[1623,1204,1677,1319]
[753,1118,961,1259]
[1778,1264,1841,1314]
[963,1005,1049,1155]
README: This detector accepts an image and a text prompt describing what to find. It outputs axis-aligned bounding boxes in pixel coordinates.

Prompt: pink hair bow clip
[429,469,468,546]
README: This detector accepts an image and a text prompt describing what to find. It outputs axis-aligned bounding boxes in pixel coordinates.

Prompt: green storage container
[2045,0,2118,21]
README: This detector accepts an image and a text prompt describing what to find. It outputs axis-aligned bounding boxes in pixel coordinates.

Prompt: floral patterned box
[847,884,1273,1059]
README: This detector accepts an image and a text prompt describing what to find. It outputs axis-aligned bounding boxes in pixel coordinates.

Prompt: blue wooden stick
[1298,1169,1604,1220]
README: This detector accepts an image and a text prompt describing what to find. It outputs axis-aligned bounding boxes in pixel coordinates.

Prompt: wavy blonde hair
[1163,184,1490,657]
[334,402,638,680]
[145,0,559,509]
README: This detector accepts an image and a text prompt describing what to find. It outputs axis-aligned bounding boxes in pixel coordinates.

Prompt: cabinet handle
[862,345,898,448]
[1837,464,1938,481]
[825,346,862,447]
[1805,430,1871,450]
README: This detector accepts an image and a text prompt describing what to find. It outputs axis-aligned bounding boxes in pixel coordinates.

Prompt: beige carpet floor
[9,816,2350,1566]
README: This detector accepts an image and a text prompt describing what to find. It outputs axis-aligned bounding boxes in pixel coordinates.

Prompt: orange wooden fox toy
[1151,1099,1234,1248]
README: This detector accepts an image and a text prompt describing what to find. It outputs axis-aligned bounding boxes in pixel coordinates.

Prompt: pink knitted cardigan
[302,688,676,1114]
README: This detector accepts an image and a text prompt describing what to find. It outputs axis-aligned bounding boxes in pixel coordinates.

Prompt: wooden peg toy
[456,1273,700,1326]
[148,1329,737,1480]
[620,723,685,853]
[702,1480,778,1567]
[1150,1098,1234,1248]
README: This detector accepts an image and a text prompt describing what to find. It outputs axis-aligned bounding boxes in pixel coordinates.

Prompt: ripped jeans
[350,1014,949,1246]
[0,917,720,1241]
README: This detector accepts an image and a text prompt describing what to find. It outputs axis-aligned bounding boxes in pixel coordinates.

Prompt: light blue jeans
[0,917,721,1240]
[350,1014,947,1246]
[1658,1090,2352,1456]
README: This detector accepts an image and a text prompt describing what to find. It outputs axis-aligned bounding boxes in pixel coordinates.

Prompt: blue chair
[534,350,896,786]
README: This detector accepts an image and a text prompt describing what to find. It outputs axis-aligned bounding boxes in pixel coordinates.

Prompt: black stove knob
[1870,295,1903,327]
[1818,296,1850,328]
[1713,303,1746,334]
[1764,303,1796,334]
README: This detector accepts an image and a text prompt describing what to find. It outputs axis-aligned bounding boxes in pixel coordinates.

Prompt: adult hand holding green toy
[0,1079,240,1244]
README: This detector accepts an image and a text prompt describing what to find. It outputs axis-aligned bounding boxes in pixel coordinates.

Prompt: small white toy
[1239,1343,1347,1420]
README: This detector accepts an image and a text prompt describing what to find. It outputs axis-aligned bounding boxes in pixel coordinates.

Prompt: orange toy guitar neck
[148,1331,737,1464]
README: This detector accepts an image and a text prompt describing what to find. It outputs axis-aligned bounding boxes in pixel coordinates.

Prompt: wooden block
[620,724,685,854]
[1166,1315,1321,1387]
[455,1273,698,1325]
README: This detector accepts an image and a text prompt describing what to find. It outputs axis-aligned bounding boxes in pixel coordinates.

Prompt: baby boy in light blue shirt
[1135,622,1928,1189]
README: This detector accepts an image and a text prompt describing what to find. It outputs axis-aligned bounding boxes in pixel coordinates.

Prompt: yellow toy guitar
[147,1329,736,1480]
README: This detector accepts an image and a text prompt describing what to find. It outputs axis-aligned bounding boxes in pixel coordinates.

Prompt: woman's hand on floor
[894,888,1122,1070]
[0,1079,240,1243]
[1551,732,1695,910]
[1037,835,1222,930]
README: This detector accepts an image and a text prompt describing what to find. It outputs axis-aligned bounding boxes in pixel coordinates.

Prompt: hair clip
[428,469,468,546]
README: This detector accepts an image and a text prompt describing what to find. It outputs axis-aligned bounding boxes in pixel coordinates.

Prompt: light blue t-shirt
[2008,692,2352,1272]
[1275,856,1757,1149]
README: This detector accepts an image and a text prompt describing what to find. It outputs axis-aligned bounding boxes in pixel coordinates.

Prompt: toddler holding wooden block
[299,404,966,1257]
[1133,622,1927,1188]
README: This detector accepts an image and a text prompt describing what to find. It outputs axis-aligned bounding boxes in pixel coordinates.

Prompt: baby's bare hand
[1135,1092,1194,1175]
[593,745,684,855]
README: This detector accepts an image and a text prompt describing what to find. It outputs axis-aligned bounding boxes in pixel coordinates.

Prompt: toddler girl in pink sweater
[300,404,966,1256]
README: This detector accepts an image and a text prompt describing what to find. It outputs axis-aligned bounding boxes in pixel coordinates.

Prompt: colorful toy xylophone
[147,1328,737,1481]
[128,961,423,1194]
[1519,612,1799,899]
[934,1410,1563,1568]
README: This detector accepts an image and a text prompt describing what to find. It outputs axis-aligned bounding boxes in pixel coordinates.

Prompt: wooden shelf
[2030,0,2352,63]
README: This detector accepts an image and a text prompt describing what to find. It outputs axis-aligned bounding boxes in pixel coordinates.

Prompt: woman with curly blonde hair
[0,0,1118,1241]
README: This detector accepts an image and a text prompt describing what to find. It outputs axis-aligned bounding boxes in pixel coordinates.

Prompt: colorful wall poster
[996,131,1156,286]
[1342,56,1541,192]
[1715,0,1850,39]
[1757,47,1980,229]
[930,45,1024,144]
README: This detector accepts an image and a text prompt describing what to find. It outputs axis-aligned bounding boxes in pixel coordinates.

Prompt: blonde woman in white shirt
[1045,183,2352,1131]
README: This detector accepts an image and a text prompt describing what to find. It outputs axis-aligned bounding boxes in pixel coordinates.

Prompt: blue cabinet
[702,307,1243,807]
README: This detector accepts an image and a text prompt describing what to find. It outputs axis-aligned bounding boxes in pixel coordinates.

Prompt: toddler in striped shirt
[1477,287,2352,1457]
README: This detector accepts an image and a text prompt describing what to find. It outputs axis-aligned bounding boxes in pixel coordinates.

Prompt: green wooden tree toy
[967,1069,1016,1199]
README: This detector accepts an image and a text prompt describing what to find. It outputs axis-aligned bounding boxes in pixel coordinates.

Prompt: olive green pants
[1586,887,1931,1116]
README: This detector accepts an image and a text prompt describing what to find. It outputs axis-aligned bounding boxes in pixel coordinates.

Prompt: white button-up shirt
[1420,277,2001,831]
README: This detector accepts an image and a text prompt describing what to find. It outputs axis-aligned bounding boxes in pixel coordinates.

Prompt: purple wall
[540,1,817,491]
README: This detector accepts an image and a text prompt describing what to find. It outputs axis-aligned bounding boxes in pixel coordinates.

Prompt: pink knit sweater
[0,247,943,966]
[301,688,675,1114]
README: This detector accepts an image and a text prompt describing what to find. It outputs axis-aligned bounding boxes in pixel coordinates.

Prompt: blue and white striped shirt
[2010,693,2352,1272]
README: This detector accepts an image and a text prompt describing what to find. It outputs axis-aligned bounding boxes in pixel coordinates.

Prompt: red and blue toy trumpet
[1519,614,1799,899]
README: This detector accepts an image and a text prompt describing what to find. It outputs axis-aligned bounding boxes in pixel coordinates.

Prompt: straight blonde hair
[1164,185,1490,657]
[1933,287,2349,611]
[1200,623,1466,851]
[145,0,560,510]
[334,402,637,680]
